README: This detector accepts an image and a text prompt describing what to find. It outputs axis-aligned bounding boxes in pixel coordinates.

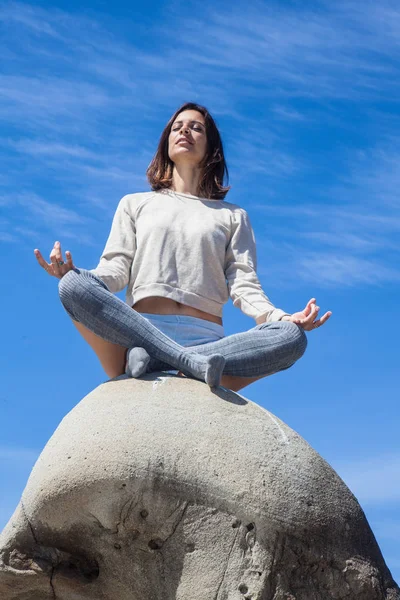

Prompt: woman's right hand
[34,241,75,279]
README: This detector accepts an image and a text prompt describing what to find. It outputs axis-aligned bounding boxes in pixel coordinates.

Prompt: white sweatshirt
[91,189,289,322]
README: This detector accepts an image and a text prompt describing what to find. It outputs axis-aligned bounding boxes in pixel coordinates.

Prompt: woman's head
[147,102,230,200]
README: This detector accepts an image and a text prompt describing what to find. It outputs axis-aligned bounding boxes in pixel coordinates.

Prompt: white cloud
[17,193,85,226]
[296,252,400,287]
[0,75,112,126]
[0,2,62,37]
[0,231,18,243]
[0,192,101,247]
[2,0,400,132]
[10,140,101,160]
[0,446,39,464]
[159,1,400,99]
[272,106,306,121]
[230,139,300,178]
[1,0,399,289]
[333,454,400,505]
[14,226,40,239]
[251,133,400,288]
[298,231,391,252]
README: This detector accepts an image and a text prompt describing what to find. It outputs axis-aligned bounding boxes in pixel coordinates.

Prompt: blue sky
[1,0,399,582]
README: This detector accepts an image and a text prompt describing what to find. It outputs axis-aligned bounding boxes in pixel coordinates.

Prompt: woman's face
[168,109,207,167]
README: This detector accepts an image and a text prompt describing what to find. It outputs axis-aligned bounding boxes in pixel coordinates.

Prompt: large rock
[0,374,398,599]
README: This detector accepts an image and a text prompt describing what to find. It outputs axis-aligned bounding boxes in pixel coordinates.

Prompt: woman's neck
[171,165,201,196]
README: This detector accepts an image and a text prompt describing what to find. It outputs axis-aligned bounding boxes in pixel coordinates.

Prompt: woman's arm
[225,208,290,323]
[91,195,136,293]
[225,208,332,330]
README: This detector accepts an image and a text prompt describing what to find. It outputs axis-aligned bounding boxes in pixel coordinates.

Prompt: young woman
[34,102,331,391]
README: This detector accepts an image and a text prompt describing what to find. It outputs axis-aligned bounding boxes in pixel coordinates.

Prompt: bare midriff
[132,297,223,325]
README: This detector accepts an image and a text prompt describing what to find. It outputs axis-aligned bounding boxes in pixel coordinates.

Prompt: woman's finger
[54,241,63,263]
[53,241,65,266]
[34,249,48,269]
[34,249,53,275]
[50,249,62,278]
[317,311,332,327]
[65,250,74,270]
[310,311,332,331]
[302,297,316,317]
[304,303,319,324]
[295,304,319,329]
[54,241,71,276]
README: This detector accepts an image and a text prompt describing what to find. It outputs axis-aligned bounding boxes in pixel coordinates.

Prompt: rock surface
[0,373,398,599]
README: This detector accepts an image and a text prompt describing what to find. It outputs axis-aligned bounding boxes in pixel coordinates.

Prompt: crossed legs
[59,268,307,390]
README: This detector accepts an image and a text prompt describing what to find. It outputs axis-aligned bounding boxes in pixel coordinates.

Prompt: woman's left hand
[282,298,332,331]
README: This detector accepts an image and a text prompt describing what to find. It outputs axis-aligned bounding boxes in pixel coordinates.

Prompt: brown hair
[146,102,230,200]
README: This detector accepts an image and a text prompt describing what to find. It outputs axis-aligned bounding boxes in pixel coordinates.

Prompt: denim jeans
[58,268,307,383]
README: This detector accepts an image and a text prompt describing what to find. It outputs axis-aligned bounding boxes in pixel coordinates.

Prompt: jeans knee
[279,321,308,361]
[58,268,79,303]
[58,268,109,320]
[58,270,83,320]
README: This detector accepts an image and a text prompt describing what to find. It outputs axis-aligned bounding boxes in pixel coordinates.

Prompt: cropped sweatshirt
[91,189,289,322]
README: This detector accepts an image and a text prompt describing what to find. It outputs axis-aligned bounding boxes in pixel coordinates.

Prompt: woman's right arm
[90,195,136,293]
[34,195,136,291]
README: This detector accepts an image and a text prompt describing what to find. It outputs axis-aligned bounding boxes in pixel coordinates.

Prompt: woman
[34,102,331,391]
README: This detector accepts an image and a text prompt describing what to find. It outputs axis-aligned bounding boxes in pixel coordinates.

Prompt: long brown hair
[146,102,230,200]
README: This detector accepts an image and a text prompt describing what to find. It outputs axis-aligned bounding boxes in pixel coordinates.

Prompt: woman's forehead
[173,110,205,124]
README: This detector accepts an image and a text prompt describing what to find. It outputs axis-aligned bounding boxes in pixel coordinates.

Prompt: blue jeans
[58,268,307,383]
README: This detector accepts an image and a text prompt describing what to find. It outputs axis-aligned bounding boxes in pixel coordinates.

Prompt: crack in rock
[214,528,240,600]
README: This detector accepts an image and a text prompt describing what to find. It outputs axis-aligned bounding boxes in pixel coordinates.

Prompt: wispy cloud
[1,0,400,286]
[2,0,400,134]
[160,1,400,99]
[17,193,85,226]
[296,253,400,287]
[333,454,400,505]
[298,231,394,253]
[0,231,18,243]
[0,2,61,37]
[229,137,300,178]
[252,135,400,287]
[2,0,400,118]
[272,106,306,121]
[0,446,39,464]
[10,140,100,160]
[0,192,100,248]
[338,146,400,209]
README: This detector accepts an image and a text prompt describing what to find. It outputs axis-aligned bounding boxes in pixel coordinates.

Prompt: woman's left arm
[225,207,290,322]
[225,208,332,330]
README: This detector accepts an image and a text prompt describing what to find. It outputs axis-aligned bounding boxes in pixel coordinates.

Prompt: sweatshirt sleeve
[90,195,136,293]
[225,208,290,322]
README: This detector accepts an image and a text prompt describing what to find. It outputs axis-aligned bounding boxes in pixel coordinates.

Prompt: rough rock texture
[0,373,398,600]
